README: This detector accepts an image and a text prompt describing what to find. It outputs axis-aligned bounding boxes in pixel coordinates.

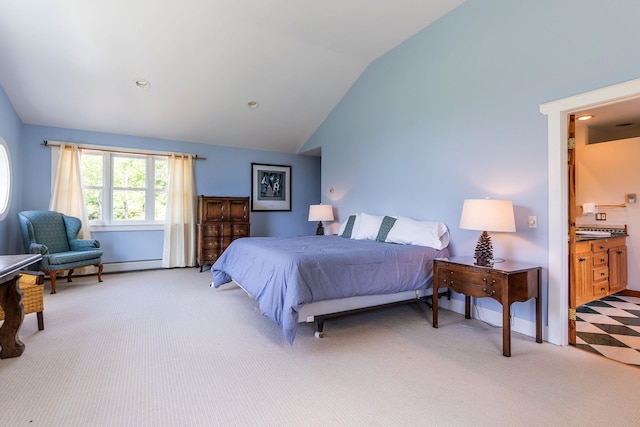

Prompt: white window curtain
[49,143,91,239]
[162,153,196,268]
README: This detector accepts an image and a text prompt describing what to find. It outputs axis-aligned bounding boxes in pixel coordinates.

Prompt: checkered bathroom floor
[575,294,640,368]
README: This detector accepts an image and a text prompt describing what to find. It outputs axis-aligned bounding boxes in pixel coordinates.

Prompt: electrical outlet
[528,216,537,228]
[595,212,607,221]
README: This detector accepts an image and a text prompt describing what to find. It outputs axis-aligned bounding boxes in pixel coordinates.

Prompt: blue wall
[301,0,640,324]
[0,85,24,255]
[0,118,320,260]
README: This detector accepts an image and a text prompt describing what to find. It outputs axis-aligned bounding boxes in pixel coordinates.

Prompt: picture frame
[251,163,292,211]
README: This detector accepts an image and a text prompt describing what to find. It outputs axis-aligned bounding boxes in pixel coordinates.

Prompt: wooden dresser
[196,196,250,271]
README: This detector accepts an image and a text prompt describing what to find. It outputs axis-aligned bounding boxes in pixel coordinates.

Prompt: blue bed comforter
[211,235,449,343]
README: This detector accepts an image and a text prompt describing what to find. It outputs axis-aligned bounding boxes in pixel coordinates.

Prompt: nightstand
[432,256,542,357]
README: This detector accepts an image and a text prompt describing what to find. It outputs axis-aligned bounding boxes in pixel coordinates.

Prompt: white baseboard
[437,297,545,341]
[69,260,163,276]
[102,260,163,273]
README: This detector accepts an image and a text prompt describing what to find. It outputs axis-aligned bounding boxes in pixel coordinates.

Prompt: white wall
[575,129,640,291]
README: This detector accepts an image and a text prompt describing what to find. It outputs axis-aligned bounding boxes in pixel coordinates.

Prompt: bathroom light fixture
[247,101,259,109]
[577,115,594,121]
[135,79,150,89]
[459,198,516,266]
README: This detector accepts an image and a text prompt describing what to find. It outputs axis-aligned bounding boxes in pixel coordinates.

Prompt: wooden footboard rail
[313,288,451,338]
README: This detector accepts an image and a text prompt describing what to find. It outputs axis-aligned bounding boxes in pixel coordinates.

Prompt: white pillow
[352,213,384,240]
[338,218,348,236]
[385,216,449,249]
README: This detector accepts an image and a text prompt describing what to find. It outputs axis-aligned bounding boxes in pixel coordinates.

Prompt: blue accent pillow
[376,216,397,242]
[341,215,357,238]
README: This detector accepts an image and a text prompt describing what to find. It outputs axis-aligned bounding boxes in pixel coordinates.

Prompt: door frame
[540,77,640,346]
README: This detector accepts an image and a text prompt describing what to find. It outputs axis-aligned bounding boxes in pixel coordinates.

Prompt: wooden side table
[0,254,42,359]
[432,256,542,357]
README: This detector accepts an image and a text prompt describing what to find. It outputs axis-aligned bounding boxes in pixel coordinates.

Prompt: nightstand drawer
[438,267,503,299]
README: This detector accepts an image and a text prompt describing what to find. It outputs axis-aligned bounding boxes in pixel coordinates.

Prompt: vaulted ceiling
[0,1,465,153]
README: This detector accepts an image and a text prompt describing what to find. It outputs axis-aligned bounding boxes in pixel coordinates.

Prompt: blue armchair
[17,210,103,294]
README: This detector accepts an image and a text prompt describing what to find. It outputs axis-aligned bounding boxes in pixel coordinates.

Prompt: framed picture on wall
[251,163,292,211]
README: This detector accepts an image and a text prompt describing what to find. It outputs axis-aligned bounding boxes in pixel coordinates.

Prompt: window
[80,150,168,226]
[0,138,10,221]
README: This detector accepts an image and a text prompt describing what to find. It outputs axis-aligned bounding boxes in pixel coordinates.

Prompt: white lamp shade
[308,204,334,222]
[459,199,516,232]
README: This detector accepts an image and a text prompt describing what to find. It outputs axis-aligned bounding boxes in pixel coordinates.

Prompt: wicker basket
[0,272,45,329]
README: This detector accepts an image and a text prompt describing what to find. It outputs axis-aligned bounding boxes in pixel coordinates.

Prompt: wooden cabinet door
[201,198,226,222]
[609,243,628,293]
[574,245,593,307]
[228,199,249,222]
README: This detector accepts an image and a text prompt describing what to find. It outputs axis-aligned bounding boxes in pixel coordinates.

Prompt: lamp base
[316,221,325,235]
[473,231,493,266]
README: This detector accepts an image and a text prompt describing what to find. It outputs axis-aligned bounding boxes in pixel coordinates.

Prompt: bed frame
[227,279,450,339]
[298,287,451,338]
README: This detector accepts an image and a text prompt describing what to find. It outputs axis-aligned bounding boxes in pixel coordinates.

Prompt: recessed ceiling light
[247,101,259,109]
[577,115,594,121]
[135,79,150,89]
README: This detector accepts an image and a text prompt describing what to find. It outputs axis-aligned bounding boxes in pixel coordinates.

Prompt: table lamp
[459,198,516,266]
[308,204,334,235]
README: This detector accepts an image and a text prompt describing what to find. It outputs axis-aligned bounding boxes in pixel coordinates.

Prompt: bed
[210,214,450,344]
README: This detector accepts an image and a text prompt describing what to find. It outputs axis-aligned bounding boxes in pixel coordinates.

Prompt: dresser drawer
[200,224,222,237]
[202,249,220,263]
[232,224,249,236]
[202,237,221,250]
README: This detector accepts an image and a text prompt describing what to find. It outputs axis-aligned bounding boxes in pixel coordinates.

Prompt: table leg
[464,295,471,319]
[0,276,25,359]
[432,285,439,328]
[536,270,542,343]
[503,303,511,357]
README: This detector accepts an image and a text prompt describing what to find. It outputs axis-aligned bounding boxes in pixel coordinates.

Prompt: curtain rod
[41,140,206,160]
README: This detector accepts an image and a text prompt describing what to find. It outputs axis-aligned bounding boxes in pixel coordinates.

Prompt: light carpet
[2,268,640,426]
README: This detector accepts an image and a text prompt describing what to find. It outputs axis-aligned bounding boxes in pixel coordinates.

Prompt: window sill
[90,224,164,232]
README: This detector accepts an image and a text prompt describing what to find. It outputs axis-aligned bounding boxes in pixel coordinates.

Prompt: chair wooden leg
[36,312,44,330]
[97,263,103,282]
[44,271,57,294]
[67,269,74,282]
